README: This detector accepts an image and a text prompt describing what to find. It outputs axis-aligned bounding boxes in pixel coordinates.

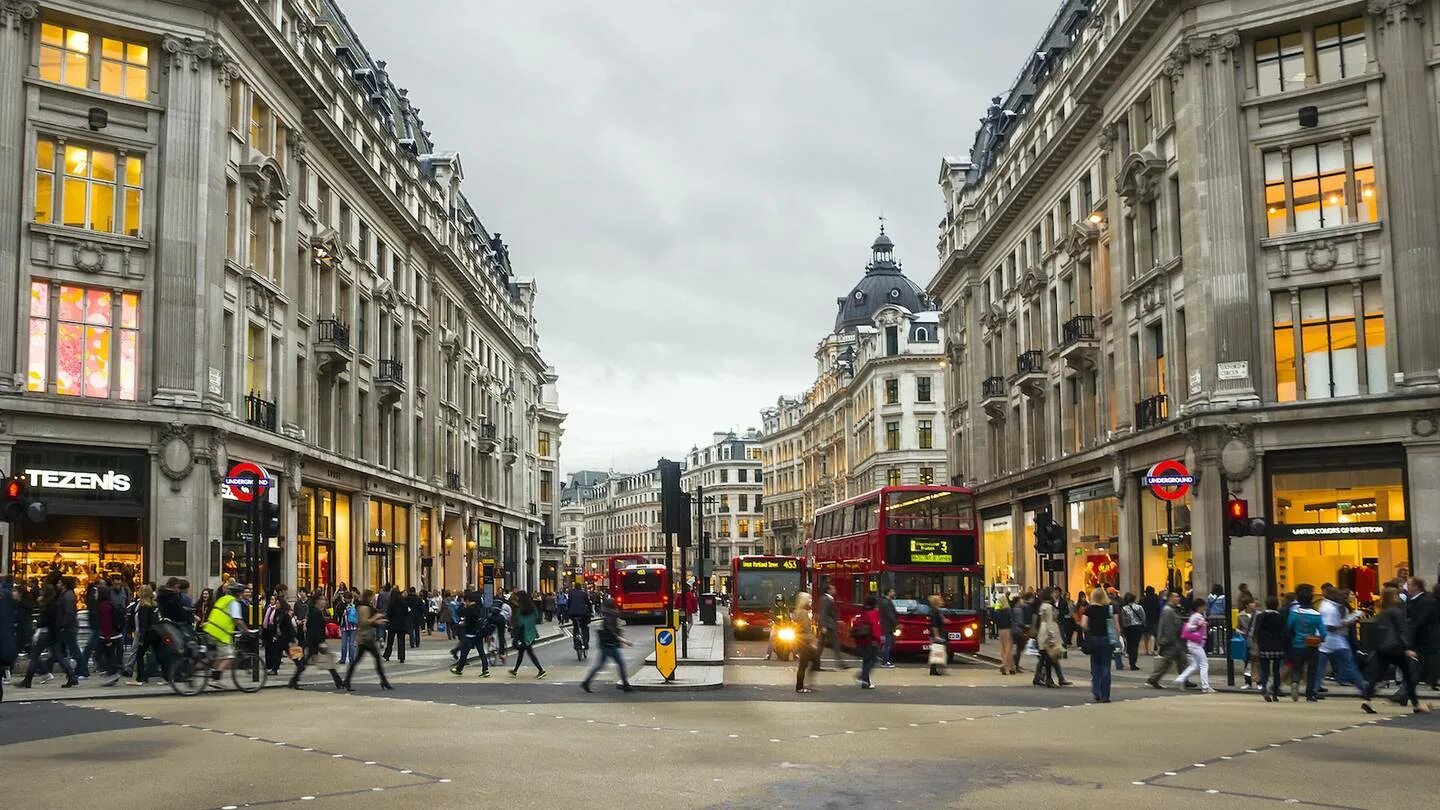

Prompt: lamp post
[466,538,477,588]
[441,537,454,590]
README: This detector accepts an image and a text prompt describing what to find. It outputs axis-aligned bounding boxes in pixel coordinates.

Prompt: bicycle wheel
[169,657,203,696]
[231,651,268,693]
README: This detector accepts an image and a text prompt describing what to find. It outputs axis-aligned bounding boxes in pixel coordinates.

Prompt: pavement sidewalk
[634,615,725,691]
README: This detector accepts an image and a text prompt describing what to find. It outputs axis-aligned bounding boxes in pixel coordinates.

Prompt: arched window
[915,327,929,342]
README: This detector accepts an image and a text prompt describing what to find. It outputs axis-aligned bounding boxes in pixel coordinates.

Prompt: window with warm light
[39,22,149,100]
[1273,281,1386,402]
[35,137,143,236]
[538,431,551,456]
[28,281,139,400]
[886,468,901,487]
[918,420,934,449]
[1262,134,1376,236]
[919,467,934,485]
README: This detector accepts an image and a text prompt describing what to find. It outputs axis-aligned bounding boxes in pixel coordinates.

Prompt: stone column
[1116,464,1140,595]
[1371,0,1440,387]
[1167,32,1258,404]
[153,36,229,407]
[1405,439,1440,586]
[0,2,38,393]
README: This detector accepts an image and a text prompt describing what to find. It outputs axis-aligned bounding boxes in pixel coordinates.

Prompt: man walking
[580,597,632,693]
[382,586,408,663]
[1315,585,1365,696]
[818,583,846,670]
[1401,578,1438,698]
[878,588,899,668]
[1146,591,1189,689]
[449,592,492,678]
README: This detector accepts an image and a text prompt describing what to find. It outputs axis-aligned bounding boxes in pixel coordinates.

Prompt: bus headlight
[893,628,903,637]
[777,627,796,643]
[962,625,976,638]
[733,618,748,629]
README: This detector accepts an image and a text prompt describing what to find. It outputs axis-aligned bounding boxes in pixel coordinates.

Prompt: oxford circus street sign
[1143,459,1194,502]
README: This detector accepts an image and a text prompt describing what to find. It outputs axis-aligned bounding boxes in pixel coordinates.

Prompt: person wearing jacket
[1285,584,1326,702]
[1174,597,1214,693]
[19,582,78,689]
[1403,578,1439,694]
[0,577,18,705]
[128,585,161,685]
[1362,585,1431,715]
[404,587,425,648]
[289,594,344,690]
[878,588,899,668]
[449,592,492,677]
[566,584,593,651]
[854,596,883,688]
[261,585,295,676]
[335,591,357,665]
[382,585,409,663]
[792,592,819,693]
[1033,593,1066,688]
[507,591,546,679]
[1252,596,1288,701]
[1146,591,1188,689]
[342,590,392,691]
[818,584,847,671]
[580,597,632,693]
[1009,594,1029,674]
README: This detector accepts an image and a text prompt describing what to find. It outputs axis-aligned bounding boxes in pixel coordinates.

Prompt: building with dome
[760,228,950,555]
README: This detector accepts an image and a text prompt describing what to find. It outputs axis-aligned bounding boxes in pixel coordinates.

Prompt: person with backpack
[1118,592,1146,671]
[852,595,882,688]
[335,591,357,665]
[449,592,492,678]
[507,591,547,679]
[1174,597,1215,693]
[1285,584,1325,702]
[342,590,392,691]
[1362,585,1431,715]
[580,597,632,693]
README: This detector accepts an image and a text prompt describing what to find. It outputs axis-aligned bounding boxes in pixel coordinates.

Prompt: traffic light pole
[1223,500,1235,687]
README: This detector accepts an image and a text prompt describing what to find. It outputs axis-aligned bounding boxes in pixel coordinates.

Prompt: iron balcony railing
[505,436,519,454]
[316,317,351,350]
[1135,393,1169,430]
[245,392,277,431]
[445,470,461,489]
[982,376,1006,399]
[479,423,497,441]
[1016,350,1044,376]
[377,358,405,384]
[1061,314,1096,345]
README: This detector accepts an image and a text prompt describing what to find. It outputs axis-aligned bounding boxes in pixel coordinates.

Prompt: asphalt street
[2,626,1434,809]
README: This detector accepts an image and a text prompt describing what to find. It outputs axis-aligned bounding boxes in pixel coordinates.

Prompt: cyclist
[202,581,250,678]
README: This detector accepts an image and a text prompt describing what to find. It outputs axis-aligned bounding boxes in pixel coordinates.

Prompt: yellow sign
[737,558,799,570]
[654,627,678,680]
[910,539,953,564]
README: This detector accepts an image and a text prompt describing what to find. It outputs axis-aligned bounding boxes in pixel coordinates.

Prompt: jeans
[880,633,894,665]
[859,644,877,685]
[1177,641,1210,690]
[1123,626,1144,669]
[1089,648,1113,700]
[1289,646,1318,698]
[1258,656,1283,697]
[1316,647,1365,694]
[582,644,629,688]
[452,635,489,673]
[339,629,356,664]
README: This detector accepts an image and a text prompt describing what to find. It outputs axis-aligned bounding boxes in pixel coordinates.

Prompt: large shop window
[28,281,139,400]
[1138,488,1193,594]
[1263,135,1377,237]
[367,499,410,592]
[10,515,143,608]
[981,512,1016,596]
[1066,488,1119,598]
[1273,281,1386,402]
[34,138,144,236]
[296,486,351,595]
[39,22,151,100]
[1270,462,1408,607]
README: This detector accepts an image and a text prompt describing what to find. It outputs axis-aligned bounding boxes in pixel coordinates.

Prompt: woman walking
[995,594,1015,674]
[1253,596,1288,701]
[508,591,547,679]
[1033,592,1066,688]
[18,583,79,689]
[1286,584,1325,702]
[128,585,160,685]
[1175,597,1214,693]
[1119,593,1146,671]
[792,592,819,693]
[1361,586,1432,715]
[1083,588,1120,702]
[342,590,393,691]
[927,594,946,677]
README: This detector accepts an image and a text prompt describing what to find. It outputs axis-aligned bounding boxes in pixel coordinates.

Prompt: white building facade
[682,430,764,593]
[0,0,561,597]
[579,468,663,579]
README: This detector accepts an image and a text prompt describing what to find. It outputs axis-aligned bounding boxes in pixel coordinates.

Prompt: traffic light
[1034,511,1066,554]
[1226,498,1249,536]
[658,458,685,534]
[1,475,45,523]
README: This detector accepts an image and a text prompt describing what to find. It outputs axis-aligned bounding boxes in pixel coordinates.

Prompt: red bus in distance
[613,564,669,623]
[605,553,649,595]
[809,485,982,662]
[729,555,805,638]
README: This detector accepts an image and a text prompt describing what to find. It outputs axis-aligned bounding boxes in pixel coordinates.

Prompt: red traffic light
[1227,498,1248,522]
[3,478,20,499]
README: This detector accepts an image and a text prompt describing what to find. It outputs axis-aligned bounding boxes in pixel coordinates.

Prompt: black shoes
[580,681,592,693]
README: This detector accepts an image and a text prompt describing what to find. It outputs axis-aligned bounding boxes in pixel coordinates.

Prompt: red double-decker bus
[729,555,805,638]
[613,564,670,623]
[605,554,650,594]
[810,485,982,661]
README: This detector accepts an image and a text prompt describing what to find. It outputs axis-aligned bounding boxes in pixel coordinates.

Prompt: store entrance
[1272,539,1407,608]
[10,514,144,608]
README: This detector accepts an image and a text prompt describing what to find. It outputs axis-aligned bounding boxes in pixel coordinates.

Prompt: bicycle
[572,619,588,661]
[168,629,268,696]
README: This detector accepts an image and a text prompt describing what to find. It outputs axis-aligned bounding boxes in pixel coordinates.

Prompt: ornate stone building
[0,0,564,596]
[682,430,764,592]
[930,0,1439,601]
[761,229,950,555]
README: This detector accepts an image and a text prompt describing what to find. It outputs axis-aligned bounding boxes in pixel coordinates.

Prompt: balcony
[503,436,519,465]
[1014,349,1046,396]
[314,317,353,376]
[528,502,538,515]
[1059,315,1098,374]
[1134,393,1169,431]
[445,470,462,490]
[476,422,500,455]
[245,392,277,432]
[375,359,406,403]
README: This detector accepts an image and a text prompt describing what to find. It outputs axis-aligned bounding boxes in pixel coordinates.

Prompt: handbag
[928,642,947,666]
[287,644,305,662]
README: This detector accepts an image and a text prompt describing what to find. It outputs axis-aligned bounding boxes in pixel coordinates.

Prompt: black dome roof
[833,229,931,332]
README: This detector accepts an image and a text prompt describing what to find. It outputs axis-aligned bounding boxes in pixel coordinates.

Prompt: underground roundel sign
[224,461,272,503]
[1143,459,1193,502]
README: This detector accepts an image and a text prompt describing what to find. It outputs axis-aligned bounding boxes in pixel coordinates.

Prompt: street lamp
[466,538,477,588]
[442,537,454,590]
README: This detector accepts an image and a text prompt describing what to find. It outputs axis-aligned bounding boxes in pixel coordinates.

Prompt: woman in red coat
[855,596,884,689]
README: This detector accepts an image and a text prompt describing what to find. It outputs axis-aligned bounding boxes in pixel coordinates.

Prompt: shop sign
[12,444,148,509]
[24,468,132,492]
[364,542,388,556]
[1153,533,1186,546]
[224,461,272,502]
[1143,460,1193,501]
[1269,521,1409,541]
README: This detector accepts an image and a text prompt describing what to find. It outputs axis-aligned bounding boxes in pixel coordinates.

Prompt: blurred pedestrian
[1316,586,1364,696]
[449,591,491,678]
[1286,584,1325,702]
[855,596,882,688]
[1402,578,1438,695]
[341,590,392,691]
[19,583,78,689]
[1147,591,1189,689]
[580,597,632,693]
[818,583,846,670]
[1362,585,1431,715]
[1033,591,1065,688]
[507,591,547,679]
[792,592,819,694]
[290,593,344,690]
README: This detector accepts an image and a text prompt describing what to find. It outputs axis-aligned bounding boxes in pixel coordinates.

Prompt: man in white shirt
[1315,585,1364,696]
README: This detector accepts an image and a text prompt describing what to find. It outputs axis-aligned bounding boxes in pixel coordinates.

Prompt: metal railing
[479,423,497,441]
[377,358,405,384]
[1016,350,1044,376]
[245,392,277,431]
[316,317,351,350]
[982,376,1006,399]
[1134,393,1169,430]
[504,436,519,454]
[1061,314,1096,345]
[445,470,461,489]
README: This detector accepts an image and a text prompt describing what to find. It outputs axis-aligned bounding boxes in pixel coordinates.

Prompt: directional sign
[654,627,677,681]
[1143,459,1193,502]
[225,461,272,503]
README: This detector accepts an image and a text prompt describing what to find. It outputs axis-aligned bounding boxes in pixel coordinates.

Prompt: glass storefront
[417,509,433,591]
[296,485,351,595]
[1269,457,1408,607]
[981,508,1016,598]
[1138,487,1193,594]
[367,498,411,592]
[1066,485,1119,598]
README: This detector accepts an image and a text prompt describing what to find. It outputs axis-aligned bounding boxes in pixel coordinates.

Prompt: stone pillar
[153,36,229,407]
[1167,32,1258,404]
[1371,0,1440,387]
[1405,440,1440,587]
[1116,465,1140,595]
[0,3,38,393]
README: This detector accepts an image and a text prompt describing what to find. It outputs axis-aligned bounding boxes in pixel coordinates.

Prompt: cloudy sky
[341,1,1042,475]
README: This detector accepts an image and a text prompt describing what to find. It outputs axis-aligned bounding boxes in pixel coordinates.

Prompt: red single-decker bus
[810,485,982,661]
[729,555,805,638]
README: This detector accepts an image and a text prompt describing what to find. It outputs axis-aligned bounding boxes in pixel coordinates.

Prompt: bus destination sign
[737,558,799,570]
[909,539,953,564]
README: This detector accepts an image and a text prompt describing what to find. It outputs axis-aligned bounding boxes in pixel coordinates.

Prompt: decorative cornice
[1161,31,1241,78]
[2,1,37,30]
[161,34,230,75]
[1369,0,1423,26]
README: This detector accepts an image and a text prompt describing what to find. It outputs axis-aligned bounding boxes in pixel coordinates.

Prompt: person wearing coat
[792,592,820,693]
[1032,592,1068,688]
[1,577,19,705]
[1146,591,1189,688]
[289,594,345,690]
[382,585,409,663]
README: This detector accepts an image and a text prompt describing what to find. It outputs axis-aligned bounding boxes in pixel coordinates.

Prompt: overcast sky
[341,1,1042,476]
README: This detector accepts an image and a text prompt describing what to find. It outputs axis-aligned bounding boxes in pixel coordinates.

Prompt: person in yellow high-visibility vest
[202,581,251,673]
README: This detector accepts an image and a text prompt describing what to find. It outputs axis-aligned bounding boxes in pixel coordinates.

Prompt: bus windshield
[734,570,803,610]
[885,490,976,531]
[621,569,662,592]
[886,572,981,616]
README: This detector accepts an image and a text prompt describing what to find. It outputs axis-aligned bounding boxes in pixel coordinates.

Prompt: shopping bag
[1229,634,1248,661]
[928,642,947,666]
[1023,638,1039,657]
[436,622,447,633]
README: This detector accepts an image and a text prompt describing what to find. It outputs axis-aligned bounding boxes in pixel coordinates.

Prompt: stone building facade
[682,430,764,592]
[579,468,662,577]
[930,0,1440,602]
[0,0,563,597]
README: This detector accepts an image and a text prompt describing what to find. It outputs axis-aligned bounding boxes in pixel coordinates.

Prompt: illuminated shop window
[27,281,139,400]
